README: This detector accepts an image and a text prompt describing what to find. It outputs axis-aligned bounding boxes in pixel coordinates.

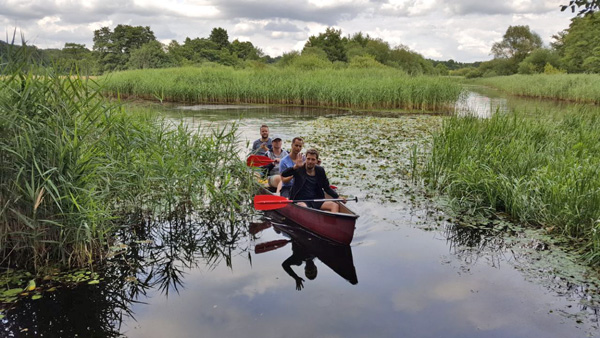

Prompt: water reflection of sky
[116,191,594,337]
[455,91,509,118]
[121,202,586,338]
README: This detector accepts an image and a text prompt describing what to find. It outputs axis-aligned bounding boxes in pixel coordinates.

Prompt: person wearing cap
[266,136,288,191]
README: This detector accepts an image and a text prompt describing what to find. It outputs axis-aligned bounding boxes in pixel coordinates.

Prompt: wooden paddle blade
[255,239,289,254]
[253,194,292,210]
[246,155,274,167]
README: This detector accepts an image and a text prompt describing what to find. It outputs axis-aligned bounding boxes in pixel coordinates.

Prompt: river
[2,87,600,337]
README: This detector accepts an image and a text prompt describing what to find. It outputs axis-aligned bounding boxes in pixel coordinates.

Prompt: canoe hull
[259,187,358,245]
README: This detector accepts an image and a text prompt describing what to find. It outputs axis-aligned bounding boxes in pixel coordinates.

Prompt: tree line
[455,11,600,77]
[3,9,600,77]
[1,25,448,76]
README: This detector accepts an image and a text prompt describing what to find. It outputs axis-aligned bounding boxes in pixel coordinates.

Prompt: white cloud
[0,0,576,61]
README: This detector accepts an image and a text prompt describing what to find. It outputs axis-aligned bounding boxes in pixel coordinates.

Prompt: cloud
[264,20,304,33]
[215,0,368,25]
[378,0,438,16]
[443,0,557,15]
[0,0,576,61]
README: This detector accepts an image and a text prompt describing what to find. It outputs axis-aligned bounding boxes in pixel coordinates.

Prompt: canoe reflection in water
[254,218,358,290]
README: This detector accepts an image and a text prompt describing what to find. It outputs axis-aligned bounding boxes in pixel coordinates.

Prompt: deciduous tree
[491,25,543,64]
[557,12,600,72]
[209,27,230,50]
[304,28,347,62]
[561,0,600,15]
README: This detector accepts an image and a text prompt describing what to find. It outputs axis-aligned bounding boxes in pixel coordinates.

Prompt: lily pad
[3,288,23,297]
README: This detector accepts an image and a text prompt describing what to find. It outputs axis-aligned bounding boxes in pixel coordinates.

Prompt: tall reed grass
[472,74,600,104]
[0,44,254,272]
[100,66,463,111]
[419,108,600,264]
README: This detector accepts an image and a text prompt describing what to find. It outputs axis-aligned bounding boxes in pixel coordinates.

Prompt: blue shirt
[279,153,304,187]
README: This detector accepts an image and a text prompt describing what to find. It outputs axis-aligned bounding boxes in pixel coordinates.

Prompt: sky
[0,0,577,63]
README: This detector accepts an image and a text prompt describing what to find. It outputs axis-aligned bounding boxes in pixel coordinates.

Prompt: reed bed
[419,108,600,264]
[99,66,463,112]
[472,74,600,104]
[1,51,255,272]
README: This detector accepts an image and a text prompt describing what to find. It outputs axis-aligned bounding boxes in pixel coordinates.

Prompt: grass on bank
[0,49,255,273]
[99,66,463,112]
[418,107,600,264]
[471,74,600,104]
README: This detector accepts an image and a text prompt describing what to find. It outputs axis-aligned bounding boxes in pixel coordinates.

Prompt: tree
[348,55,385,69]
[277,51,300,67]
[111,25,155,54]
[304,27,347,62]
[435,63,449,75]
[127,41,169,69]
[92,25,157,72]
[561,0,600,15]
[209,27,230,50]
[230,39,261,60]
[557,12,600,72]
[181,37,220,63]
[63,43,89,59]
[365,38,390,64]
[491,25,543,64]
[517,48,561,74]
[388,46,435,75]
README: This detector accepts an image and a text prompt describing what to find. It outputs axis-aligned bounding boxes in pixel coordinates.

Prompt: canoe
[259,186,359,245]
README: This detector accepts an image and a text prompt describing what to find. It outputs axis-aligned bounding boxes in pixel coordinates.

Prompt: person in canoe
[266,136,288,192]
[278,137,305,198]
[281,148,345,213]
[251,124,272,157]
[250,124,273,178]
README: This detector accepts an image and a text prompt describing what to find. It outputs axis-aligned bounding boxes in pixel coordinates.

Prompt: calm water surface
[3,90,600,337]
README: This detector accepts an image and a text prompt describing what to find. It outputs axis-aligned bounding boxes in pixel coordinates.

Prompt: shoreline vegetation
[417,107,600,265]
[3,39,600,275]
[0,48,255,274]
[469,74,600,104]
[99,66,463,112]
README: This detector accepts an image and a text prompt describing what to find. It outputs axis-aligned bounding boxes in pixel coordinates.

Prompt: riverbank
[417,105,600,265]
[98,66,463,112]
[468,74,600,104]
[0,60,255,275]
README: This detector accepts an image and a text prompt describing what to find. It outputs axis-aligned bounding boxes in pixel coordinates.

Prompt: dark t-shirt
[296,175,318,200]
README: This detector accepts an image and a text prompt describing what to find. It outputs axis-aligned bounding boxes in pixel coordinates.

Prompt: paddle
[255,239,290,254]
[249,221,272,235]
[254,195,358,210]
[247,155,274,167]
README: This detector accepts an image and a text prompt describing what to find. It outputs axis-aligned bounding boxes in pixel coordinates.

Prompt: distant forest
[2,11,600,77]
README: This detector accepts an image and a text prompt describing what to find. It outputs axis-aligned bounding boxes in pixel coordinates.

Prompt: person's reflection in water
[282,242,317,290]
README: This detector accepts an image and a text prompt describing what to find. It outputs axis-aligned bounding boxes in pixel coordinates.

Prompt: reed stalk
[0,42,254,272]
[418,107,600,264]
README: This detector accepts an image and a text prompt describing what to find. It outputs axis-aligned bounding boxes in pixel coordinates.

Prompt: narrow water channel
[2,88,600,337]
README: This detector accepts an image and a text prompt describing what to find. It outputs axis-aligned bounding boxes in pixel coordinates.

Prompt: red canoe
[259,187,359,245]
